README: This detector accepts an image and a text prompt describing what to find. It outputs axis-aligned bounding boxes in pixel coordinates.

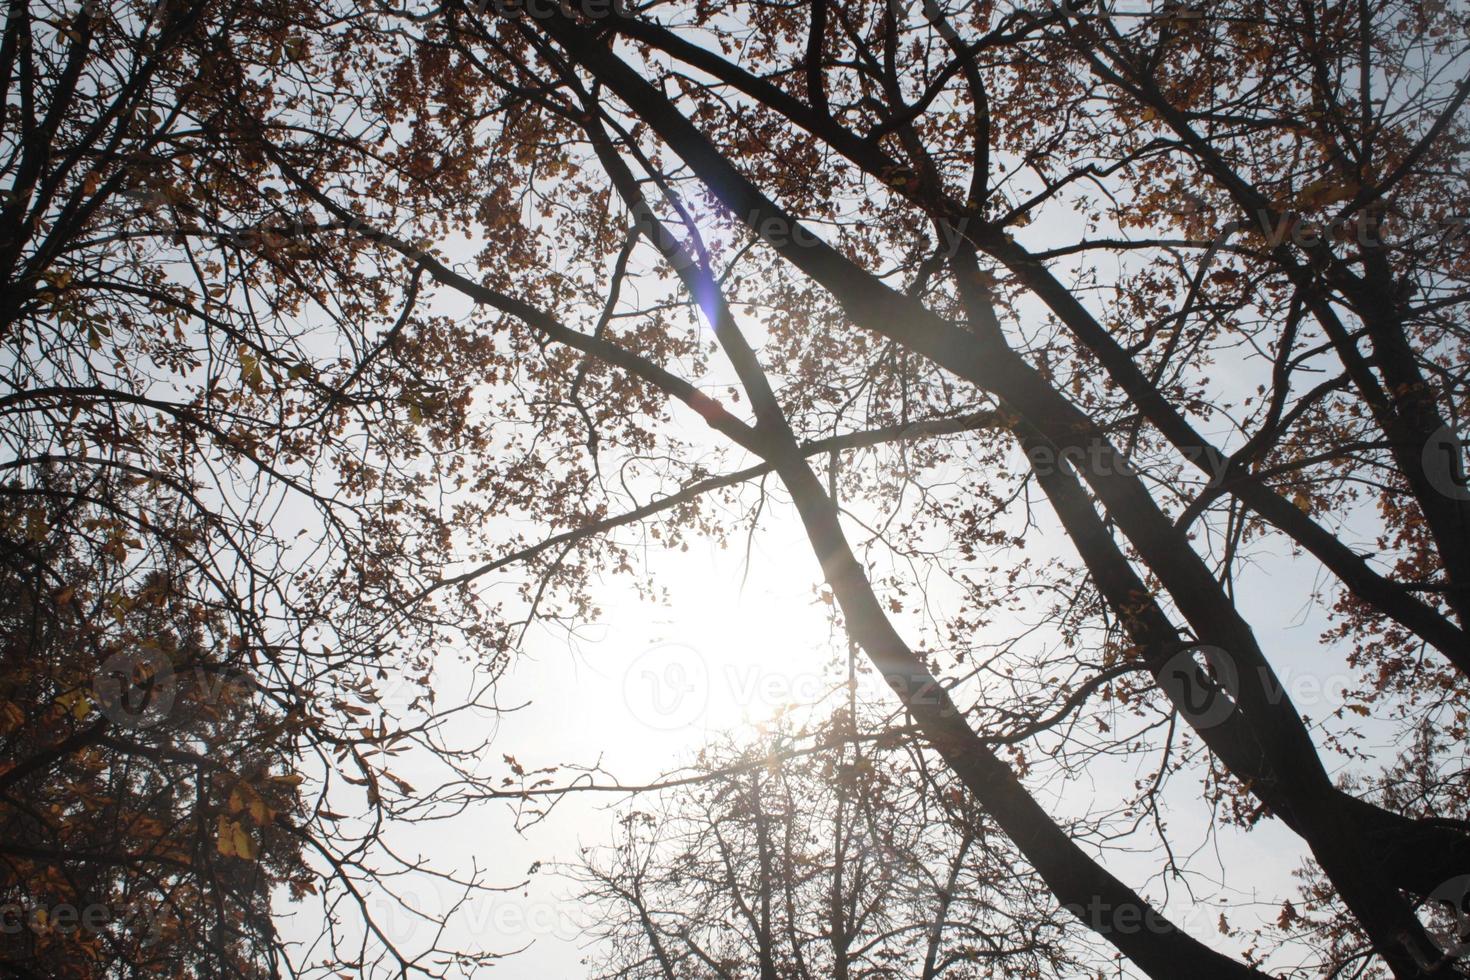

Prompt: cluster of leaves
[0,0,593,974]
[0,478,309,978]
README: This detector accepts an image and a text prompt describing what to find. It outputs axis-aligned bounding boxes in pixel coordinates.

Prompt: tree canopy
[2,0,1468,976]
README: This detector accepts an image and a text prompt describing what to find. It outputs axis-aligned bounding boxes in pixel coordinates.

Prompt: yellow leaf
[233,823,257,860]
[56,689,92,720]
[230,783,275,825]
[217,815,239,857]
[238,347,263,388]
[217,817,257,859]
[1297,178,1358,210]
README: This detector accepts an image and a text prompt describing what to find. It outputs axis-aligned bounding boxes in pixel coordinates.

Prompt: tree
[0,476,309,979]
[573,710,1085,979]
[2,1,525,974]
[5,0,1470,976]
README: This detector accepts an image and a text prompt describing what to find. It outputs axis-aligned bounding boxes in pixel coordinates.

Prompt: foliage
[3,0,1469,976]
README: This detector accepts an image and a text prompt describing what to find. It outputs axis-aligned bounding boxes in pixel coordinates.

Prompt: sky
[254,34,1437,971]
[265,450,1396,977]
[273,494,850,975]
[249,241,1412,973]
